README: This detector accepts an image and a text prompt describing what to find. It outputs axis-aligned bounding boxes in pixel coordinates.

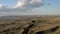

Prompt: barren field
[0,16,60,34]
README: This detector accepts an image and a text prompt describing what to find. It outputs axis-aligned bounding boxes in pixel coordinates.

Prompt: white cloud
[0,0,44,11]
[15,0,43,9]
[0,4,6,8]
[0,4,3,8]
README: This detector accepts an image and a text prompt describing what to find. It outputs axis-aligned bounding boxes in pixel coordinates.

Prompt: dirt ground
[0,16,60,34]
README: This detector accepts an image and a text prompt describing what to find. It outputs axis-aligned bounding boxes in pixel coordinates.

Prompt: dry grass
[0,16,60,34]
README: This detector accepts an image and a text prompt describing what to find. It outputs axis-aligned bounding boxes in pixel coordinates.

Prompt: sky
[0,0,60,16]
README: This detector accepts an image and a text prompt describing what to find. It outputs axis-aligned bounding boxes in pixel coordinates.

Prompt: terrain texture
[0,16,60,34]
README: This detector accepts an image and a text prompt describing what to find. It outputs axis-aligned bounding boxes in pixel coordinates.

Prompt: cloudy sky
[0,0,60,16]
